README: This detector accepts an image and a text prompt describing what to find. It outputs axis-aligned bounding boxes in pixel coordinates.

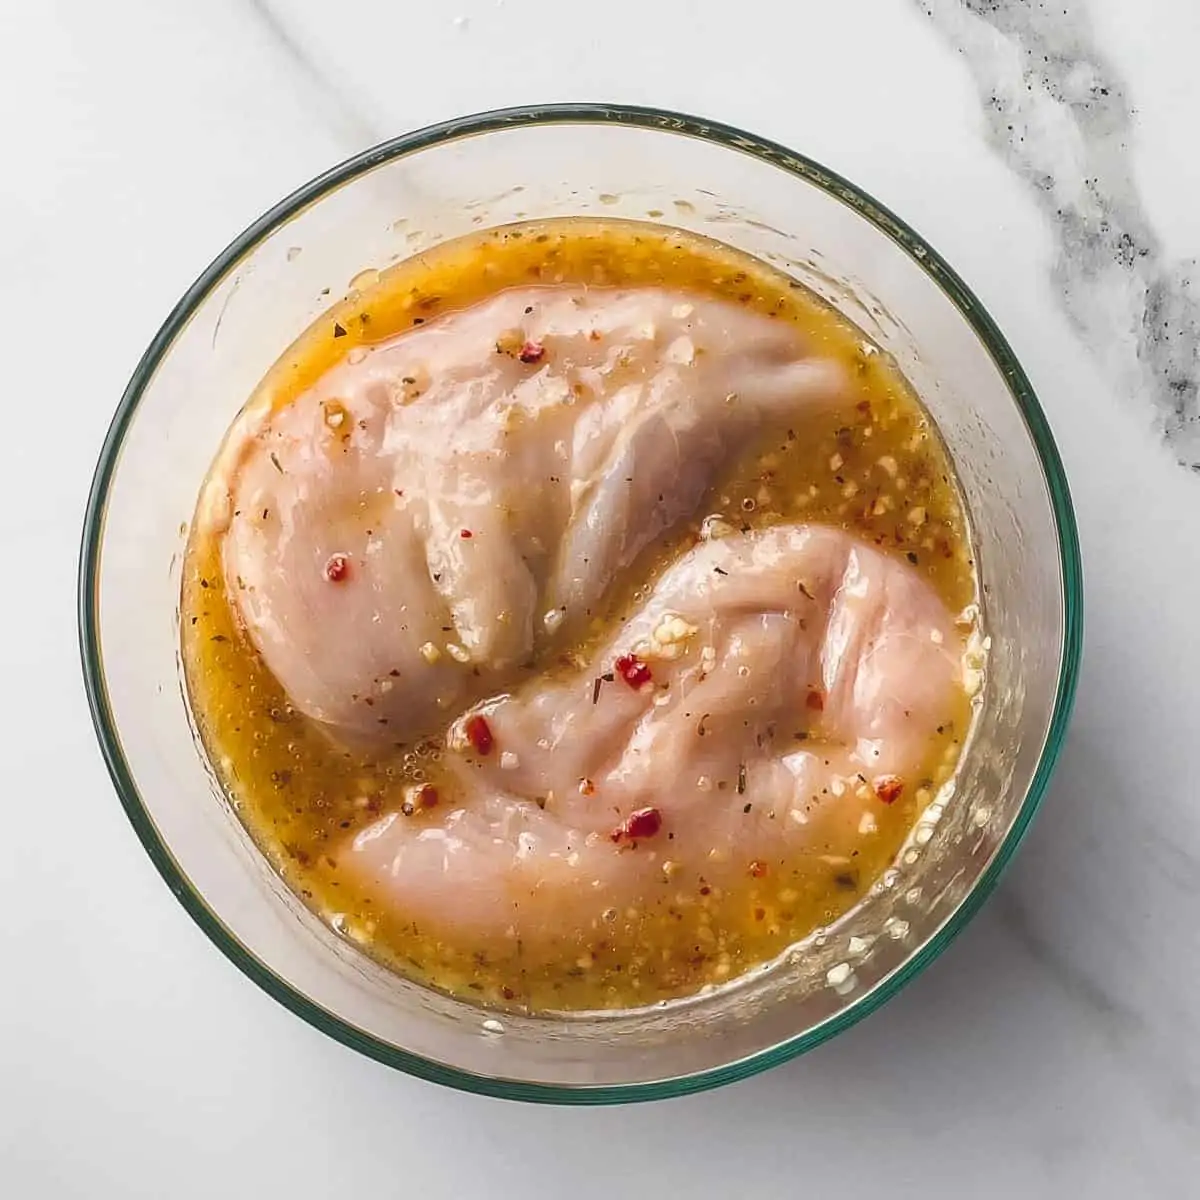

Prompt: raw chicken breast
[345,525,966,947]
[207,286,847,743]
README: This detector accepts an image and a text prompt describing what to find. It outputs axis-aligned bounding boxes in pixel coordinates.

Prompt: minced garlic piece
[665,335,695,365]
[700,514,736,541]
[826,962,854,988]
[962,626,989,697]
[642,612,699,661]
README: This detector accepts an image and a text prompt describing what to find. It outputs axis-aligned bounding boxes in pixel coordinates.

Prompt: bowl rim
[78,102,1083,1104]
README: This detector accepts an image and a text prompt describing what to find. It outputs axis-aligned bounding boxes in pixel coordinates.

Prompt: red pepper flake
[610,806,663,843]
[579,778,596,797]
[464,714,494,756]
[518,340,545,364]
[615,653,652,689]
[748,860,768,878]
[873,774,904,805]
[324,553,350,582]
[805,688,825,712]
[460,529,473,539]
[401,783,439,816]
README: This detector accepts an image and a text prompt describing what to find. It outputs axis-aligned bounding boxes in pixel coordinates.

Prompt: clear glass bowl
[79,104,1082,1103]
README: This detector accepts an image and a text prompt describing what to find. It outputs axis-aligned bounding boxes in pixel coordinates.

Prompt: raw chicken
[345,525,966,947]
[207,286,847,743]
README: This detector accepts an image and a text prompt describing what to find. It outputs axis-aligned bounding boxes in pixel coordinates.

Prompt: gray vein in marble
[244,0,385,148]
[994,888,1200,1127]
[918,0,1200,469]
[993,892,1140,1038]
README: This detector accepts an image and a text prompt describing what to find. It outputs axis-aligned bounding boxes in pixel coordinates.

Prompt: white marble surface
[1,0,1198,1195]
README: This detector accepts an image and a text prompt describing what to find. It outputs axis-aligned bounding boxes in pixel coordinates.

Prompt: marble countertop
[2,0,1198,1195]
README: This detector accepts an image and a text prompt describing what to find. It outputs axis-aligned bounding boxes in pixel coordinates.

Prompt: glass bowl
[79,104,1082,1103]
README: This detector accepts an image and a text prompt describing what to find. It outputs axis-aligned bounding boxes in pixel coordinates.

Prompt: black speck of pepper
[737,764,747,794]
[332,323,347,338]
[412,317,425,325]
[907,551,919,565]
[713,566,728,576]
[269,452,283,473]
[742,802,752,814]
[592,677,603,705]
